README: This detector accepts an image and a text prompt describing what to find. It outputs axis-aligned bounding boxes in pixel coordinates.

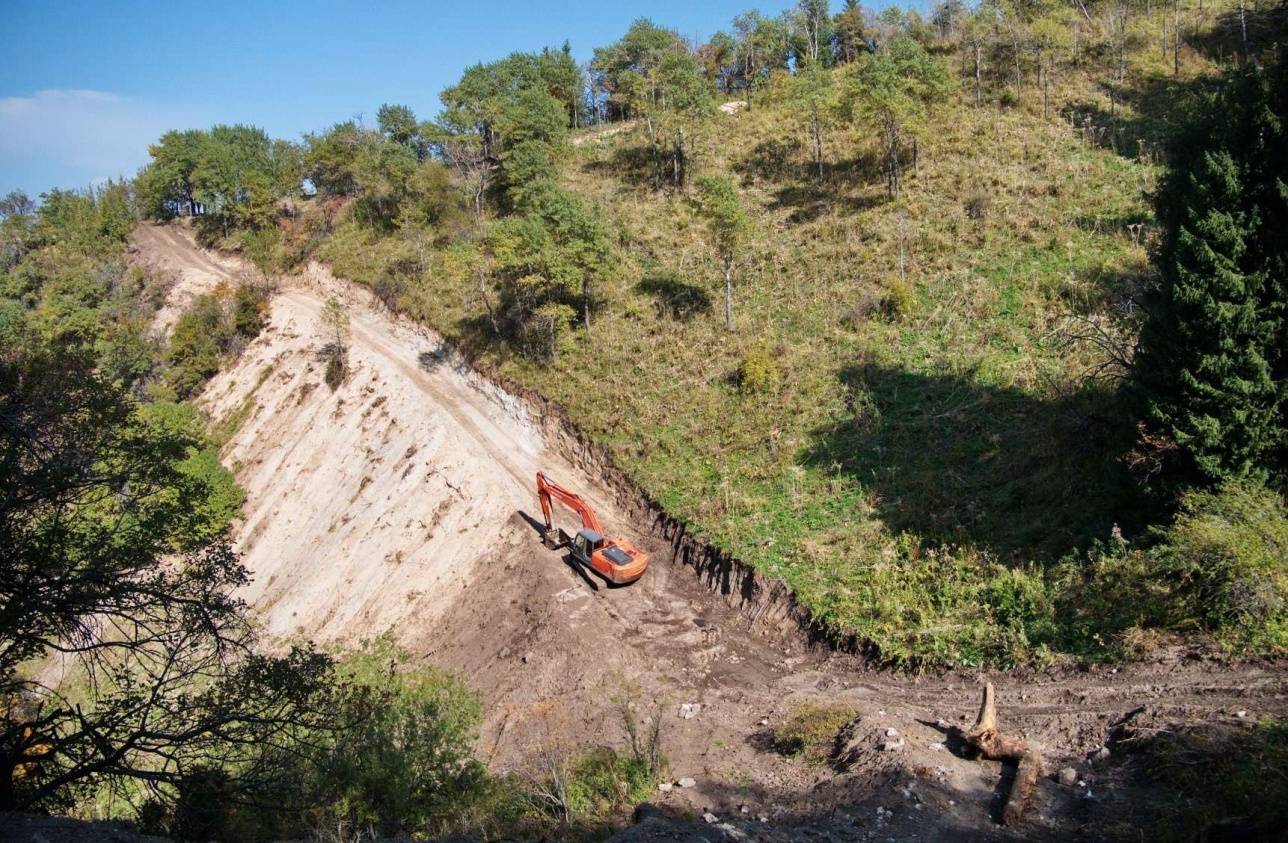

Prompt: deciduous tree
[695,174,749,332]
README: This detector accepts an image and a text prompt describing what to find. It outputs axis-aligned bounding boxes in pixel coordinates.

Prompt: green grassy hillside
[250,0,1286,665]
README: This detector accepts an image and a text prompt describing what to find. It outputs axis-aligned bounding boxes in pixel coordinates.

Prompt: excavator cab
[535,472,649,585]
[570,529,602,565]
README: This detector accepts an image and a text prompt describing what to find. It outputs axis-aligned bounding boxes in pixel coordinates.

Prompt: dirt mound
[132,223,1288,841]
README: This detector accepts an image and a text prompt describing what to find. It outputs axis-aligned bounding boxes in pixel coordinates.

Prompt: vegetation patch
[771,702,856,763]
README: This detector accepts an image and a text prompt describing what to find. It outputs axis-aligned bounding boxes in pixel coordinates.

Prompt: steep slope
[133,223,1288,840]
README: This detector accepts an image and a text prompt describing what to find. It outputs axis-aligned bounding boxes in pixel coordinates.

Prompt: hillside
[4,0,1286,839]
[298,0,1285,667]
[134,219,1288,842]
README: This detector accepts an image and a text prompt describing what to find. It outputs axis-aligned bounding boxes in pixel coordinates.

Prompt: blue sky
[0,0,915,197]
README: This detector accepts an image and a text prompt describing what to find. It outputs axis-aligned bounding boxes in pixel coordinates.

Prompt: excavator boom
[534,471,648,585]
[536,471,604,535]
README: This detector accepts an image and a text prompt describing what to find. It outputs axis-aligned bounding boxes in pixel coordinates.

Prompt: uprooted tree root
[954,682,1043,825]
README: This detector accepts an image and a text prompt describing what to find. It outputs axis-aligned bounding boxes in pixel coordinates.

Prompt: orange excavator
[535,471,649,585]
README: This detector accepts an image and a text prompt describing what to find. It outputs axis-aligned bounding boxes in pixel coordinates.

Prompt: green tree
[695,174,749,332]
[1133,57,1287,487]
[793,58,838,181]
[305,121,374,197]
[590,19,686,120]
[698,31,741,93]
[0,326,333,812]
[833,0,869,63]
[320,296,350,389]
[139,125,300,237]
[376,103,425,157]
[435,50,577,212]
[732,11,792,108]
[792,0,836,65]
[486,186,611,352]
[845,36,952,198]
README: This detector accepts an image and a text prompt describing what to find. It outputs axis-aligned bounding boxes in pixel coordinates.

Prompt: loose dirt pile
[133,223,1288,841]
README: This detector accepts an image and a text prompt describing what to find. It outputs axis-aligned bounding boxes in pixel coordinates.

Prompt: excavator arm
[536,471,604,536]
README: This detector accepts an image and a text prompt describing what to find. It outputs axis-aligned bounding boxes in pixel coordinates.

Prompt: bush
[964,189,992,220]
[771,702,855,763]
[1054,484,1287,657]
[982,567,1056,647]
[737,344,783,395]
[167,283,270,398]
[522,302,578,361]
[1147,484,1287,651]
[844,283,913,325]
[565,746,655,819]
[304,640,489,839]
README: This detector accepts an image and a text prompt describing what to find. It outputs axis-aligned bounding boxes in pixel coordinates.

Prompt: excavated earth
[128,222,1288,842]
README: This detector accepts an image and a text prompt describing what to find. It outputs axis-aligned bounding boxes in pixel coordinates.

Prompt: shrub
[1054,484,1287,657]
[167,283,270,398]
[771,702,855,763]
[737,343,783,395]
[964,189,992,220]
[522,302,578,361]
[1147,483,1287,651]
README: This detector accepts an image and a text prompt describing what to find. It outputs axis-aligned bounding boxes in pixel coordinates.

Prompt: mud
[132,222,1288,841]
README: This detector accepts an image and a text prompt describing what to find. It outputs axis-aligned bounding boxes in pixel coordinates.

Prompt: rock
[1090,746,1111,763]
[678,776,697,788]
[521,652,532,664]
[880,738,905,752]
[679,703,701,719]
[885,727,900,738]
[1058,767,1078,787]
[930,742,944,751]
[657,782,673,792]
[703,812,719,824]
[740,804,750,814]
[758,718,769,726]
[1236,709,1248,719]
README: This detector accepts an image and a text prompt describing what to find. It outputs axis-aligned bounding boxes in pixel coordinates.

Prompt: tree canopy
[1133,53,1287,488]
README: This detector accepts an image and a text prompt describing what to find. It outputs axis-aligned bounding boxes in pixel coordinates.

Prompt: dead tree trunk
[723,256,735,332]
[811,112,824,181]
[974,43,983,105]
[953,683,1043,826]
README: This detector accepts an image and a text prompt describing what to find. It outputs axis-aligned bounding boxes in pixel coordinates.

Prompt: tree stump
[958,682,1043,825]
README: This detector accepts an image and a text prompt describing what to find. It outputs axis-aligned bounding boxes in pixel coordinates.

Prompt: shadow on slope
[802,362,1136,562]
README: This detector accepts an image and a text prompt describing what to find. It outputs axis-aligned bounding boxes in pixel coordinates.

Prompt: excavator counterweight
[535,471,649,585]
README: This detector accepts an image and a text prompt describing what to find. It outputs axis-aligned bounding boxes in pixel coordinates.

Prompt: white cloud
[0,89,204,194]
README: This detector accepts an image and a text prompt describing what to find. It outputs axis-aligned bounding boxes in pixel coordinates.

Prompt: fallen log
[957,682,1043,825]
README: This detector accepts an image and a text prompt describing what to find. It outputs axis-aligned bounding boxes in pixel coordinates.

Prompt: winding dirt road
[133,222,1287,841]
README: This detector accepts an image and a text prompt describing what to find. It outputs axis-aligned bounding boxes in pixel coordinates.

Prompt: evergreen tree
[1133,56,1287,486]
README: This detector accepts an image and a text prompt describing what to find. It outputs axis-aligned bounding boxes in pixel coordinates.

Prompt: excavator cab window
[573,529,602,563]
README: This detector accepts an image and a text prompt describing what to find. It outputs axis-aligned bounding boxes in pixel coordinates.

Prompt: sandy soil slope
[131,224,248,336]
[134,223,1287,841]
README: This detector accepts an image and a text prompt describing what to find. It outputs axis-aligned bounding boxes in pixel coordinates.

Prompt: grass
[1121,718,1288,841]
[771,702,856,764]
[289,1,1284,667]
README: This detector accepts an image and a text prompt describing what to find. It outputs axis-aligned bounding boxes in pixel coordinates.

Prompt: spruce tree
[1134,55,1286,486]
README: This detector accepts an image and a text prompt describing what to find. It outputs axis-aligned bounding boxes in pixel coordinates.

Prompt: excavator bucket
[542,526,571,550]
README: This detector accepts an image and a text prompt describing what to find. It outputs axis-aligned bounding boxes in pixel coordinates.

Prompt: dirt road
[134,223,1287,840]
